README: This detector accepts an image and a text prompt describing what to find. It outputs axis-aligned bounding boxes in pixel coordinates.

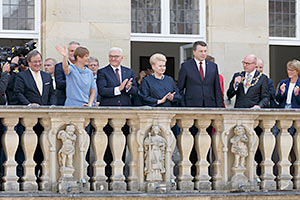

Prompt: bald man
[256,58,277,108]
[227,54,269,108]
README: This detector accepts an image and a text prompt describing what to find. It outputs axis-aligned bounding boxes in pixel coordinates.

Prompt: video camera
[0,40,36,71]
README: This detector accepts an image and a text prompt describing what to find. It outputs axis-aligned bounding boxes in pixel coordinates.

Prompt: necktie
[244,73,251,93]
[199,61,204,81]
[115,68,121,84]
[35,72,42,95]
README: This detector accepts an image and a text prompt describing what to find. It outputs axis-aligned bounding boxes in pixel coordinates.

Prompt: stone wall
[41,0,131,68]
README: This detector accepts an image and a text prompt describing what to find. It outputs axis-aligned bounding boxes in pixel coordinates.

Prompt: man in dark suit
[256,58,277,108]
[178,41,223,107]
[14,50,56,106]
[0,63,10,105]
[227,54,269,108]
[97,47,137,106]
[54,41,80,105]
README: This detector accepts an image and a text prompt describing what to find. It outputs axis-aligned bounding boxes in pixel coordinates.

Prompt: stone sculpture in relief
[144,125,166,182]
[230,125,248,168]
[58,125,77,169]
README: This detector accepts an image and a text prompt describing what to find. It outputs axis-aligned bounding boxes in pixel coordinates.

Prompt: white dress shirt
[194,58,206,78]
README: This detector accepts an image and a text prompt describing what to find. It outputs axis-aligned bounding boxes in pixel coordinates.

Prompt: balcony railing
[0,106,299,193]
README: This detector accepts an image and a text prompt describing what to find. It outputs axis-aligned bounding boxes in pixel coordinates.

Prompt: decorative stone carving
[58,125,77,169]
[144,125,166,182]
[57,124,78,193]
[230,125,248,168]
[229,125,249,190]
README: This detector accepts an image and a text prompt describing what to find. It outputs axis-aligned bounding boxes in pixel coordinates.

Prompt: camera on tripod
[0,40,37,71]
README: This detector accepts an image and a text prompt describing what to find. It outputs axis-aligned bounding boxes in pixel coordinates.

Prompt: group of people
[0,40,300,110]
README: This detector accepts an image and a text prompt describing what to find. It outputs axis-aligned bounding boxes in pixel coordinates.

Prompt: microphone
[234,73,242,90]
[234,82,239,90]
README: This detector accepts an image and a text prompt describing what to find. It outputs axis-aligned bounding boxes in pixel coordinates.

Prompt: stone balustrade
[0,106,299,193]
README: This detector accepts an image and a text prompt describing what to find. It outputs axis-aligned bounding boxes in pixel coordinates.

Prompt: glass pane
[18,18,26,30]
[28,5,34,18]
[3,0,10,4]
[10,6,18,17]
[27,19,34,30]
[19,0,26,5]
[170,0,200,34]
[11,0,19,5]
[3,18,9,29]
[3,5,10,17]
[28,0,34,5]
[282,2,289,13]
[18,5,26,18]
[9,18,18,30]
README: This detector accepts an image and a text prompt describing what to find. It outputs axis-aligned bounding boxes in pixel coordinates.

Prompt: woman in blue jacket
[276,59,300,108]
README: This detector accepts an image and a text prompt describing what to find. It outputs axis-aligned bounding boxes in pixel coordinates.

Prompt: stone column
[177,118,194,191]
[277,119,293,190]
[39,118,51,191]
[293,120,300,189]
[91,118,108,191]
[109,118,126,191]
[259,119,276,190]
[20,117,38,191]
[2,117,19,191]
[212,120,224,190]
[194,119,211,190]
[127,119,139,191]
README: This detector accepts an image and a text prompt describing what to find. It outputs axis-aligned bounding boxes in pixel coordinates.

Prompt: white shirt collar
[246,69,256,78]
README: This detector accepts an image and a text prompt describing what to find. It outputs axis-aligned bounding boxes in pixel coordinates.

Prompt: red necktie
[199,61,204,81]
[115,68,121,84]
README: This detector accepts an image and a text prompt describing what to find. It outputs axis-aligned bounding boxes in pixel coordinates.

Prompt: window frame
[0,0,40,39]
[131,0,206,43]
[269,0,300,46]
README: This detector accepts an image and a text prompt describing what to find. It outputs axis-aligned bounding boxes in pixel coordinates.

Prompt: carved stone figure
[230,125,248,168]
[144,125,166,182]
[57,125,77,169]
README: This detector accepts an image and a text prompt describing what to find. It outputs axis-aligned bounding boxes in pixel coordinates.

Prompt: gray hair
[109,47,123,56]
[89,57,99,65]
[27,50,42,62]
[68,41,80,46]
[45,58,57,65]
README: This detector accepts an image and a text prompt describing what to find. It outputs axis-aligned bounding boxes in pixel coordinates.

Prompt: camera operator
[6,55,28,105]
[0,62,10,105]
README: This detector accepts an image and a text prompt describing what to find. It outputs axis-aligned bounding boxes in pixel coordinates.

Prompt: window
[131,0,205,42]
[269,0,296,37]
[131,0,161,33]
[0,0,40,39]
[3,0,35,30]
[170,0,200,34]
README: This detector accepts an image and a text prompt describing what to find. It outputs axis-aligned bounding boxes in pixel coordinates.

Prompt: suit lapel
[121,66,126,82]
[246,71,259,94]
[108,65,120,85]
[192,59,202,83]
[27,70,40,96]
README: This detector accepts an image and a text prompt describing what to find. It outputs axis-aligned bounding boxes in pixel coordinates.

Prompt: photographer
[0,62,10,105]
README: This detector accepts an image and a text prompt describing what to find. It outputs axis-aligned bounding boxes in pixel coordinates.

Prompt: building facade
[0,0,298,90]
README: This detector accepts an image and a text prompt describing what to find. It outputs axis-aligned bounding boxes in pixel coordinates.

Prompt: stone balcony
[0,106,299,198]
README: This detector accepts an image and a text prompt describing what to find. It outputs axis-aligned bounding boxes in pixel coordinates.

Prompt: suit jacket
[276,77,300,108]
[268,78,278,108]
[177,59,223,107]
[97,65,138,106]
[14,70,56,105]
[227,70,269,108]
[54,62,66,105]
[0,72,10,105]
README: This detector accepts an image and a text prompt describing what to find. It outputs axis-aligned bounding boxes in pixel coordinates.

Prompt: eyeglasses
[88,64,98,67]
[109,55,121,59]
[242,61,254,66]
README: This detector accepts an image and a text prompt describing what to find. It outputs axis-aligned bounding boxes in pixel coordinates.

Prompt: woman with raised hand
[56,45,96,107]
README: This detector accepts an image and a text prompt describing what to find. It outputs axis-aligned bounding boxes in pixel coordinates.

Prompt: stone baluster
[293,120,300,189]
[212,120,224,190]
[39,118,51,191]
[20,117,38,191]
[259,119,276,190]
[177,118,194,191]
[194,119,211,190]
[2,117,19,191]
[91,118,108,191]
[109,118,126,191]
[277,119,293,190]
[169,118,177,190]
[127,119,139,191]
